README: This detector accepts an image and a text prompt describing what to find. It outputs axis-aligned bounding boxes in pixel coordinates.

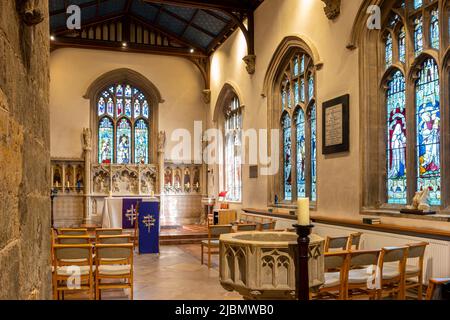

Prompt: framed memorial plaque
[322,94,350,154]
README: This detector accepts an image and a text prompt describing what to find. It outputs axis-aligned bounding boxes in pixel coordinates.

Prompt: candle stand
[293,224,314,301]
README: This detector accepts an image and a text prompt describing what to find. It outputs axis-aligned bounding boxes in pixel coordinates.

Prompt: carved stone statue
[407,189,430,211]
[16,0,44,26]
[82,128,92,151]
[158,131,166,153]
[321,0,341,20]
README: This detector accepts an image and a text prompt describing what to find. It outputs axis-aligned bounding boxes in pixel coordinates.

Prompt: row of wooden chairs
[51,228,134,300]
[315,242,428,300]
[324,232,363,252]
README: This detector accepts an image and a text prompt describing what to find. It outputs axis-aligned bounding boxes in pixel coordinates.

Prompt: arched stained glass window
[430,9,439,49]
[97,83,150,164]
[135,119,149,164]
[279,52,317,203]
[296,110,306,198]
[117,118,131,164]
[386,71,407,204]
[282,113,292,201]
[398,26,406,63]
[414,16,423,56]
[224,96,242,202]
[416,58,440,205]
[310,104,317,202]
[385,33,393,67]
[99,117,114,164]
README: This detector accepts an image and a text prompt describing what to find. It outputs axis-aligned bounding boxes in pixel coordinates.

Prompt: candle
[297,198,310,226]
[66,181,70,188]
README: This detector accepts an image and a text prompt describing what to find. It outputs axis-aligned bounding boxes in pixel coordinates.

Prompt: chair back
[348,232,362,250]
[325,251,349,271]
[380,246,409,264]
[96,228,123,236]
[236,224,257,232]
[97,235,132,244]
[58,228,88,235]
[57,235,90,244]
[259,221,276,231]
[325,236,350,252]
[53,244,92,265]
[407,242,428,258]
[209,224,233,238]
[96,244,133,265]
[349,249,381,268]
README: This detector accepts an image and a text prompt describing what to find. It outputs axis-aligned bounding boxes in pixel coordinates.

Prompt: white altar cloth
[102,197,157,228]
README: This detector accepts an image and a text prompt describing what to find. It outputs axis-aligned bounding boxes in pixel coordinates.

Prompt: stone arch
[213,81,245,123]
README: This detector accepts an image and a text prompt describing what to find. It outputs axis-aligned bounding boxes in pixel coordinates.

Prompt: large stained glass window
[97,83,150,164]
[386,71,407,204]
[296,110,306,198]
[224,97,242,202]
[282,113,292,201]
[416,58,440,205]
[98,117,114,164]
[279,52,317,203]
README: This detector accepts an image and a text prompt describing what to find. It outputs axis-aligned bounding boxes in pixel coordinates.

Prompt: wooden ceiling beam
[50,0,110,16]
[142,0,254,12]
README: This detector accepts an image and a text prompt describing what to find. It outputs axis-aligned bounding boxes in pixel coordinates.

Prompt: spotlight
[190,48,194,53]
[50,35,55,41]
[122,42,128,47]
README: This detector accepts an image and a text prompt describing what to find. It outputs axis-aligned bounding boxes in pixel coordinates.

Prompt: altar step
[160,224,209,245]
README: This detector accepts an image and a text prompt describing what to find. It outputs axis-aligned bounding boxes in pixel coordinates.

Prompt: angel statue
[407,189,430,211]
[82,128,92,151]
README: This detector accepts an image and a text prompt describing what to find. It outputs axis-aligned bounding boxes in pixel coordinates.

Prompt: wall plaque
[322,94,349,154]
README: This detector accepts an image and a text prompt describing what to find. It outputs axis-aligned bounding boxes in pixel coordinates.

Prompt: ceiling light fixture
[50,35,55,41]
[190,48,194,53]
[122,42,128,47]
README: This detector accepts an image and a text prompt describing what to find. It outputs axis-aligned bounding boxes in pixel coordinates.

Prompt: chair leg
[417,275,423,300]
[207,247,211,268]
[96,278,100,301]
[201,244,204,265]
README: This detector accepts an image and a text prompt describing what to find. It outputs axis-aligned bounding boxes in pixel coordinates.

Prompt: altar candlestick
[297,198,310,226]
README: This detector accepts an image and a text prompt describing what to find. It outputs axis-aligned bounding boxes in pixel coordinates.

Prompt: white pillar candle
[297,198,310,226]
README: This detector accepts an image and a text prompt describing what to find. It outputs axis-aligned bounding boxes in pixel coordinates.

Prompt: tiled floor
[61,244,242,300]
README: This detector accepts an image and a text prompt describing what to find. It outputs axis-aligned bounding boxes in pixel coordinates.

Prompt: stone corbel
[202,89,211,104]
[321,0,341,20]
[243,55,256,75]
[16,0,44,26]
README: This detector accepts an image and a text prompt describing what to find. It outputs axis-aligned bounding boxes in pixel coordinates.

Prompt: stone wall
[0,1,51,299]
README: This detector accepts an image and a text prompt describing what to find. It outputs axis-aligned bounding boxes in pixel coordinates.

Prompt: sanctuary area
[1,0,450,302]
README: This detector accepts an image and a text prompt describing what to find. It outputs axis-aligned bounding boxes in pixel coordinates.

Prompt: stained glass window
[414,0,422,10]
[97,83,150,164]
[135,119,149,164]
[224,97,242,202]
[414,16,423,56]
[385,33,393,67]
[283,113,292,201]
[386,71,407,204]
[296,109,306,198]
[308,75,314,101]
[398,26,406,63]
[116,118,131,164]
[300,78,305,102]
[430,9,439,49]
[293,57,299,76]
[294,80,299,105]
[416,58,440,205]
[98,117,113,164]
[310,105,317,202]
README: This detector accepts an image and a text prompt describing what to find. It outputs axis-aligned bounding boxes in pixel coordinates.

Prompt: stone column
[82,128,92,224]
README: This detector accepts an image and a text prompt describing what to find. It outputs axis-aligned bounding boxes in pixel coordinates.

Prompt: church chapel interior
[4,0,450,301]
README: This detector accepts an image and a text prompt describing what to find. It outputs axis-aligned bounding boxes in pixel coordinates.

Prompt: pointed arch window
[97,83,150,164]
[280,52,317,203]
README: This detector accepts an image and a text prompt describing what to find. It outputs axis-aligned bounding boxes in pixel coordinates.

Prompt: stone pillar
[82,128,92,224]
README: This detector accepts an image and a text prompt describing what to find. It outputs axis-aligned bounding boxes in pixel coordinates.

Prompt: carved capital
[243,55,256,75]
[16,0,44,26]
[202,89,211,104]
[321,0,341,20]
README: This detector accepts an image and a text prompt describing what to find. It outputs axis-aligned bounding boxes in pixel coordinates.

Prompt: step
[160,237,208,245]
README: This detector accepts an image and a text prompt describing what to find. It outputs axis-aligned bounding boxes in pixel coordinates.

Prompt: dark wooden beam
[52,12,125,36]
[142,0,254,11]
[50,0,110,16]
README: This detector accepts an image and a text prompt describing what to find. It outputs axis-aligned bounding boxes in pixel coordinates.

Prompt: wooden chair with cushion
[325,235,350,252]
[235,223,258,232]
[56,235,91,244]
[58,228,88,236]
[52,244,94,300]
[316,251,350,300]
[347,232,363,250]
[95,243,134,300]
[201,224,233,268]
[97,235,133,244]
[404,242,428,300]
[346,249,381,300]
[426,278,450,300]
[377,246,409,300]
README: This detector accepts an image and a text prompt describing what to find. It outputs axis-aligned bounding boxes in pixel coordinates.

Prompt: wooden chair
[97,235,133,244]
[235,223,258,232]
[404,242,428,300]
[95,243,134,300]
[201,224,233,268]
[426,278,450,300]
[95,228,122,238]
[347,232,363,250]
[56,235,90,244]
[58,228,88,236]
[258,220,276,231]
[377,246,409,300]
[316,251,350,300]
[325,235,350,252]
[52,244,94,300]
[346,249,381,300]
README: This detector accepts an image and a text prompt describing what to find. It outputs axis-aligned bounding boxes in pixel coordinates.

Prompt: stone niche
[219,232,325,300]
